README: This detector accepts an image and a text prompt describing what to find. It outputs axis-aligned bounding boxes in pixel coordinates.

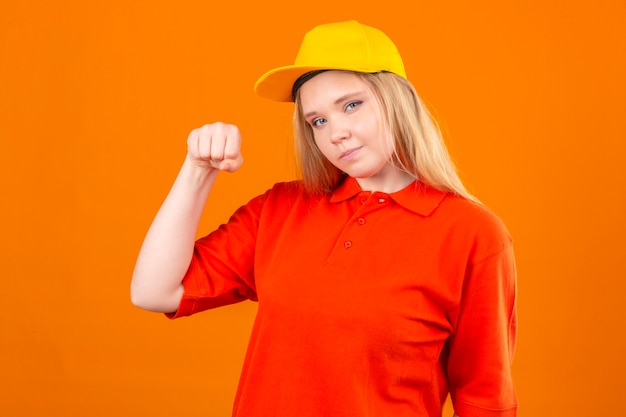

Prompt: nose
[329,120,350,144]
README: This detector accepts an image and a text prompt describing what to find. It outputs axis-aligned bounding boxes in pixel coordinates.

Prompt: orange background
[1,1,625,416]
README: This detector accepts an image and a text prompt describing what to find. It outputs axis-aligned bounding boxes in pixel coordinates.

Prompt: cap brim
[254,65,330,102]
[255,64,387,102]
[254,64,406,102]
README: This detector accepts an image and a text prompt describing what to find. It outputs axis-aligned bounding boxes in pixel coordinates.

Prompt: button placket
[329,192,386,261]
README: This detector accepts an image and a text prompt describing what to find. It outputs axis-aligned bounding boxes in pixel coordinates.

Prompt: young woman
[131,20,518,417]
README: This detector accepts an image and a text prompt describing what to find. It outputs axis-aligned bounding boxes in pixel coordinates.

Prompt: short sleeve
[166,191,268,319]
[448,221,518,417]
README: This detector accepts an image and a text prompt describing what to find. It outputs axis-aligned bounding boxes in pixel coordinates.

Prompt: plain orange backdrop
[1,1,625,416]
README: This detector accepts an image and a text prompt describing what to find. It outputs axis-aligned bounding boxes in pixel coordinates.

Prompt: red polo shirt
[168,177,518,417]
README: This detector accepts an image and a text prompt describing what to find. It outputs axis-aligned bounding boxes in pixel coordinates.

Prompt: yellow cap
[254,20,406,102]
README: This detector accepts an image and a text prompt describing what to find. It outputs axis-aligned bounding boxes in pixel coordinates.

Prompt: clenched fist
[186,122,243,172]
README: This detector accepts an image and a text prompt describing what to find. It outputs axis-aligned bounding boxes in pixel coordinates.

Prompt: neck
[355,168,416,193]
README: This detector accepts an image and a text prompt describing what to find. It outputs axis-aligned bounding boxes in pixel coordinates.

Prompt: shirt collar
[330,176,448,217]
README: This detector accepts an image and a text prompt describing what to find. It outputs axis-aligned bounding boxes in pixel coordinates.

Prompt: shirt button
[360,197,367,204]
[378,198,386,203]
[344,241,352,249]
[357,217,366,225]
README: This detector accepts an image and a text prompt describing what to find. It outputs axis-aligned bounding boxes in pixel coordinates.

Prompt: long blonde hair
[293,71,477,202]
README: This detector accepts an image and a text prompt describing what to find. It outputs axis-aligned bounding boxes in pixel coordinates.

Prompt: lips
[340,146,362,160]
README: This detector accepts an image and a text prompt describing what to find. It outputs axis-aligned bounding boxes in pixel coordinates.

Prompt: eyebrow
[303,90,367,119]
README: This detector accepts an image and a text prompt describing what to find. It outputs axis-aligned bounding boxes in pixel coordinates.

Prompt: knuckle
[187,127,199,140]
[200,124,212,135]
[212,121,227,132]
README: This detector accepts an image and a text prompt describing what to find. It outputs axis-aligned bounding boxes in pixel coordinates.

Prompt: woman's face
[298,71,412,192]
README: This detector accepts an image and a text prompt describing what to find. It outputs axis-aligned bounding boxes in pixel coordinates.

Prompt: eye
[311,117,327,127]
[345,100,363,111]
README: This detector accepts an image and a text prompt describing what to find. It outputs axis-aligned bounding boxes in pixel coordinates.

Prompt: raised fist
[186,122,243,172]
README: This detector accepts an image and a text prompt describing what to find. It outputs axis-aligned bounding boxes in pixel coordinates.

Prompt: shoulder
[267,180,307,196]
[241,180,306,206]
[264,180,332,205]
[224,180,310,230]
[261,180,308,204]
[445,195,509,233]
[250,180,323,213]
[437,194,513,261]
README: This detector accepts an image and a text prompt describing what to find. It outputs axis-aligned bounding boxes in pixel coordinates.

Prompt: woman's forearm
[130,122,244,313]
[130,157,218,312]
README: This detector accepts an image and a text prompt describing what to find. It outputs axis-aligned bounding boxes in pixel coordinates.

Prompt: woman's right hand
[131,122,244,313]
[186,122,243,172]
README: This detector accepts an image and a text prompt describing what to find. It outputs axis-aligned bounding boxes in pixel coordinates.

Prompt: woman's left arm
[447,238,518,417]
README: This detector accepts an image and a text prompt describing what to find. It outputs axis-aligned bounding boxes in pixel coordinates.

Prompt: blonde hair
[293,71,477,202]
